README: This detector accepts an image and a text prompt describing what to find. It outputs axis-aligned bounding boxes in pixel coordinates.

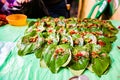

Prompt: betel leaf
[66,18,77,28]
[84,33,97,44]
[37,32,45,46]
[55,44,72,67]
[59,34,73,46]
[69,57,89,70]
[34,42,47,58]
[91,44,101,54]
[92,55,110,77]
[44,44,71,73]
[46,33,59,45]
[18,43,34,56]
[18,30,46,56]
[72,34,84,46]
[57,21,65,27]
[22,30,37,44]
[98,37,112,53]
[109,36,117,42]
[48,53,70,73]
[43,44,56,65]
[72,34,80,40]
[28,21,36,27]
[68,57,89,75]
[72,44,91,55]
[68,46,90,75]
[34,46,44,59]
[105,21,118,34]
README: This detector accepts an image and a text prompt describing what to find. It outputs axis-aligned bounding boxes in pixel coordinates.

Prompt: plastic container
[6,14,27,26]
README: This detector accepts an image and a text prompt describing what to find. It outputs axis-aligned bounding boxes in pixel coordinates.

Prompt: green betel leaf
[28,21,36,27]
[34,48,43,59]
[48,58,58,73]
[69,58,89,70]
[17,30,45,56]
[18,43,34,56]
[68,58,89,76]
[34,40,47,59]
[68,46,90,75]
[21,30,37,44]
[97,37,112,53]
[72,34,84,46]
[92,55,110,77]
[59,34,73,46]
[57,53,70,67]
[66,18,77,29]
[108,36,117,42]
[44,44,71,73]
[43,44,56,65]
[105,21,118,34]
[45,33,59,45]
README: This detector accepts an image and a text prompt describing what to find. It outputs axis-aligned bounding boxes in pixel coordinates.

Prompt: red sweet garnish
[74,57,79,61]
[55,49,59,53]
[55,48,64,53]
[97,40,106,46]
[59,48,64,52]
[70,30,77,35]
[91,52,99,58]
[76,52,83,57]
[48,29,53,33]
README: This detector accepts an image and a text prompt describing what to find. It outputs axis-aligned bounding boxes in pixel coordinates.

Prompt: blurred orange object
[6,14,27,26]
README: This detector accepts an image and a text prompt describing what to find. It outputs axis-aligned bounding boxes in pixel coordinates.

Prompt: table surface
[0,20,120,80]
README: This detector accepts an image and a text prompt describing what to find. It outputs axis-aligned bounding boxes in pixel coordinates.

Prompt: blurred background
[70,0,120,20]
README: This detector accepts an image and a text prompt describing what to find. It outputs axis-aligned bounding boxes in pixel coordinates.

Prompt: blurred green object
[87,0,108,18]
[0,20,120,80]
